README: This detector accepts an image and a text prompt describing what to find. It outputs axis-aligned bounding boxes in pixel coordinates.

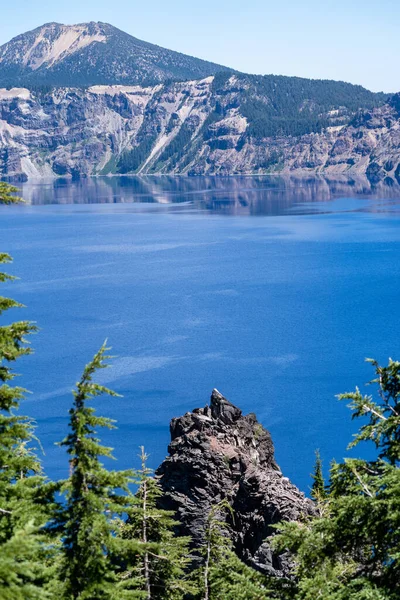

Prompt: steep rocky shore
[156,390,314,577]
[0,74,398,181]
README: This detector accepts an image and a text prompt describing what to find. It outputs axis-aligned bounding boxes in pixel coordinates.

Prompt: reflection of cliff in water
[21,175,400,215]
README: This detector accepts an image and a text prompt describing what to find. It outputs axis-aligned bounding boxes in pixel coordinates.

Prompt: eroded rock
[156,389,314,576]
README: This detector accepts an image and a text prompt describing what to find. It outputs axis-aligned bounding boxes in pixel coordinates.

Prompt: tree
[0,522,53,600]
[55,343,133,600]
[0,183,54,599]
[0,182,21,205]
[310,450,326,502]
[341,357,400,466]
[273,358,400,600]
[115,447,195,600]
[195,500,272,600]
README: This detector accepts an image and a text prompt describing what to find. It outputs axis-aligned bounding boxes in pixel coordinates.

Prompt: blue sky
[0,0,398,92]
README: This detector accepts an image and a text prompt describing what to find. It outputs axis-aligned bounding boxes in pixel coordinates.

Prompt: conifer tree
[0,182,21,205]
[273,358,400,600]
[55,343,134,600]
[310,450,326,501]
[196,500,272,600]
[0,183,54,599]
[115,447,195,600]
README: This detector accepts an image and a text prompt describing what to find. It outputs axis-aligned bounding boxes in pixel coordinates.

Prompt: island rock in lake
[156,389,314,576]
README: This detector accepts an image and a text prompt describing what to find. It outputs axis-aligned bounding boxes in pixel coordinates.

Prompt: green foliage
[340,357,400,465]
[157,120,194,166]
[0,182,22,205]
[208,73,387,142]
[117,135,157,174]
[115,447,195,599]
[310,450,326,501]
[194,500,272,600]
[54,343,133,600]
[273,358,400,600]
[255,150,284,171]
[0,522,52,600]
[0,187,54,598]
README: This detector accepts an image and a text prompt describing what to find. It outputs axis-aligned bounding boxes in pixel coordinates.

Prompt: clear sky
[0,0,398,93]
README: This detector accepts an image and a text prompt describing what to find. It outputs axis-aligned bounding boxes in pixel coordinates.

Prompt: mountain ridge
[0,22,234,87]
[0,74,394,180]
[0,22,398,180]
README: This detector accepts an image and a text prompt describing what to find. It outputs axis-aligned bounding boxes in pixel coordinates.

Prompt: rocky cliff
[0,74,397,181]
[156,390,314,577]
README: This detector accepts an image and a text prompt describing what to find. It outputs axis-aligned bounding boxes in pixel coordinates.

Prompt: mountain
[0,22,233,87]
[156,389,314,576]
[0,73,394,180]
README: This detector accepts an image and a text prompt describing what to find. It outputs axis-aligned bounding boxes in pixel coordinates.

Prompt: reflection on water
[5,172,400,489]
[20,175,400,215]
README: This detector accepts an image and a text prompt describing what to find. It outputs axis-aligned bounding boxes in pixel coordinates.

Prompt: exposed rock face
[0,75,398,181]
[156,390,314,576]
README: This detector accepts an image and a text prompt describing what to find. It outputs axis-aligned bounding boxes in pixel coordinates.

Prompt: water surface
[2,175,400,492]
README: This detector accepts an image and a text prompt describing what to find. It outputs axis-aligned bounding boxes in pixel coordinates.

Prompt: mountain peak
[2,22,109,71]
[0,22,232,88]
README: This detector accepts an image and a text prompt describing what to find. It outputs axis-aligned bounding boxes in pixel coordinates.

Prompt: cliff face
[156,390,314,576]
[0,75,397,181]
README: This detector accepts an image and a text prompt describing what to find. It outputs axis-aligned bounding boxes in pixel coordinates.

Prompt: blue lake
[2,175,400,493]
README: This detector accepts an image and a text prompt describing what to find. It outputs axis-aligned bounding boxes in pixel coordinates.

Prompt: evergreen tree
[115,447,195,600]
[310,450,326,501]
[0,183,54,599]
[273,358,400,600]
[55,343,134,600]
[0,182,21,205]
[195,500,272,600]
[342,357,400,466]
[0,522,53,600]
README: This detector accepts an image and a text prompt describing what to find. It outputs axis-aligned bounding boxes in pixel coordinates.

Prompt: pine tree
[0,182,21,205]
[55,343,134,600]
[0,522,52,600]
[341,357,400,466]
[273,358,400,600]
[115,447,196,600]
[310,450,326,502]
[195,500,272,600]
[0,183,54,599]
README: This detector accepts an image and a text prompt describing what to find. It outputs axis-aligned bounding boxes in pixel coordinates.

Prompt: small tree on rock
[195,500,272,600]
[116,447,195,600]
[310,450,326,502]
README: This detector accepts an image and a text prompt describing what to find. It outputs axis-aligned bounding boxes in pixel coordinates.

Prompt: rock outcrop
[156,389,314,576]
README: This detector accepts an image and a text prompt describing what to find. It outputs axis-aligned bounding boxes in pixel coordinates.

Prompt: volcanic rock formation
[156,389,314,577]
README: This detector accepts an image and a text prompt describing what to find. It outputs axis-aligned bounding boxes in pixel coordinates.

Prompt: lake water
[2,175,400,493]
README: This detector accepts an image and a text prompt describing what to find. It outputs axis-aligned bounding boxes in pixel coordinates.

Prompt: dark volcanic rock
[156,389,314,576]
